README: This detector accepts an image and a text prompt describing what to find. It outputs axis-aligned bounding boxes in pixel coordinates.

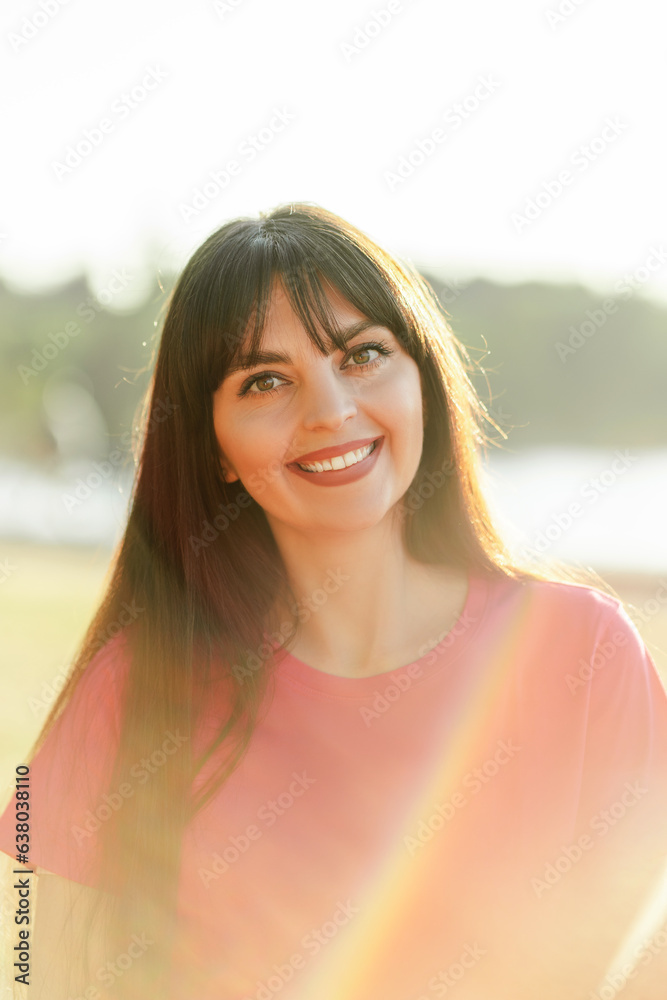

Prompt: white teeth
[297,441,375,473]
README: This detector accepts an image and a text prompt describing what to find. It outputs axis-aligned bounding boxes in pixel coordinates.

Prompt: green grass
[0,541,113,789]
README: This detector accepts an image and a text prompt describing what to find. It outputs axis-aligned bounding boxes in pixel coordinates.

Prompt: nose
[298,361,358,432]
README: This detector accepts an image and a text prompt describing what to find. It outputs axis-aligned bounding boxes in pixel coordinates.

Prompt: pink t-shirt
[2,572,667,999]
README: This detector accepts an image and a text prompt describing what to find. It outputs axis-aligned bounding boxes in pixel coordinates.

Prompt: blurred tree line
[429,273,666,450]
[0,268,665,466]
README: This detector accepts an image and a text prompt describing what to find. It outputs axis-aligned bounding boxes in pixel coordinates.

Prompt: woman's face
[212,279,425,536]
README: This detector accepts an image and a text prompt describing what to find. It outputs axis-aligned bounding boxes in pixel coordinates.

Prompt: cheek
[216,409,291,486]
[385,369,425,482]
[379,365,424,431]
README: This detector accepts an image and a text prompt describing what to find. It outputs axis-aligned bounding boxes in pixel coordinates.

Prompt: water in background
[0,447,665,573]
[480,446,667,573]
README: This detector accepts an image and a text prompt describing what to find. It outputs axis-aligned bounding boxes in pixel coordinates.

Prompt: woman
[1,202,666,999]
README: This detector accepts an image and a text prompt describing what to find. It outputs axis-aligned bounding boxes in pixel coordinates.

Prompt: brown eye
[237,372,287,398]
[344,342,393,372]
[254,375,277,392]
[351,347,373,365]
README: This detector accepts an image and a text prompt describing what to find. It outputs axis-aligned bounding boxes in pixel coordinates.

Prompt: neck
[266,513,464,677]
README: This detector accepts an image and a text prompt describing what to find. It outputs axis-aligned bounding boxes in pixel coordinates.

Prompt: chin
[304,503,399,534]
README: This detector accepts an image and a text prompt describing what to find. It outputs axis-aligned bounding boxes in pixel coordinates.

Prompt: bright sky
[2,0,666,309]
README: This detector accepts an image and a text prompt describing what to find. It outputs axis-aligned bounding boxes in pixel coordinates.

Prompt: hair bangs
[199,215,421,396]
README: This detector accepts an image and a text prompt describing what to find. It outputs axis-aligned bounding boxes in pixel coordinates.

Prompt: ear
[216,438,240,484]
[221,463,240,484]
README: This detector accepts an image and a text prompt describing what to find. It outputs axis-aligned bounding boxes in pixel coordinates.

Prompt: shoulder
[75,627,132,716]
[487,572,632,644]
[524,576,654,667]
[498,572,621,613]
[480,573,665,705]
[514,576,666,717]
[0,633,133,884]
[31,630,133,786]
[81,628,132,689]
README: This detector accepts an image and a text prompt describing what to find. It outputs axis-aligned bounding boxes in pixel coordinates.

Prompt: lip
[288,436,381,465]
[287,436,384,487]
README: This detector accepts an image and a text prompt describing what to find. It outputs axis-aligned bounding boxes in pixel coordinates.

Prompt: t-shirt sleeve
[573,595,667,836]
[568,596,667,994]
[488,584,667,996]
[0,633,129,887]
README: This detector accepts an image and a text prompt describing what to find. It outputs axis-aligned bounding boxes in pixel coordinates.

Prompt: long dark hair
[34,202,620,996]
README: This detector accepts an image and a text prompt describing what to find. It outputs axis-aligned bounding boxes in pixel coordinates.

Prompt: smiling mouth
[296,440,378,473]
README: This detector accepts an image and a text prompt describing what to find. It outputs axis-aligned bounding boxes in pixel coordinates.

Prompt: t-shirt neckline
[272,571,489,699]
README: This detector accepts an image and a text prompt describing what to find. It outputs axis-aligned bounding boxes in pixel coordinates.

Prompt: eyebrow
[224,320,387,377]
